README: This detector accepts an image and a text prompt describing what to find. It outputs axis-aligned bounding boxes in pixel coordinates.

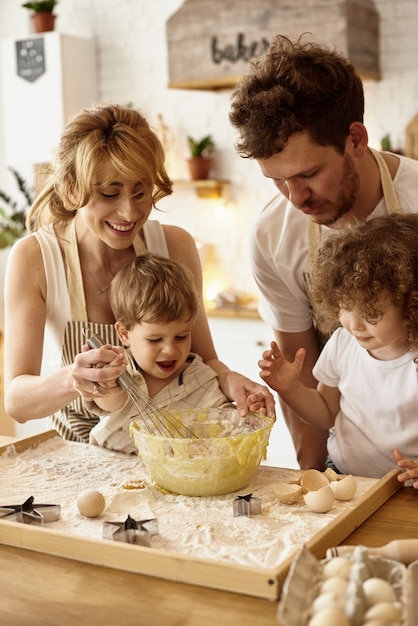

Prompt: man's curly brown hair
[229,34,364,159]
[310,214,418,351]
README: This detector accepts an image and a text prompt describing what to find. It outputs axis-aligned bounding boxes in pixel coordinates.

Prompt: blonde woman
[4,104,274,444]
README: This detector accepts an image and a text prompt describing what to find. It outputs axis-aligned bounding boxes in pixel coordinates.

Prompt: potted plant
[187,134,215,180]
[21,1,59,33]
[0,168,32,250]
[0,168,32,331]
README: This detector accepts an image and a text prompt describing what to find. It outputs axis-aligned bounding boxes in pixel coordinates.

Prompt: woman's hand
[393,448,418,488]
[72,343,127,399]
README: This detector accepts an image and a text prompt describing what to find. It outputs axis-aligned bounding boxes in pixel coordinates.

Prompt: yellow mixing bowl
[130,408,274,496]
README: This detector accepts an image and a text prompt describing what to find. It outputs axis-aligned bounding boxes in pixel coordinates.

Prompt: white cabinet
[1,32,97,165]
[208,314,298,469]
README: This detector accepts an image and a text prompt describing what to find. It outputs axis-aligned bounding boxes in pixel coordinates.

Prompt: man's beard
[309,153,361,227]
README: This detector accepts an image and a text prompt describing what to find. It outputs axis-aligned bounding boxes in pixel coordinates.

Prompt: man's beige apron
[305,148,403,344]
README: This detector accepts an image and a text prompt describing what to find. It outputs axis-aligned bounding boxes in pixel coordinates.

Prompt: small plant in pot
[0,168,33,331]
[22,1,59,33]
[187,134,215,180]
[0,168,32,249]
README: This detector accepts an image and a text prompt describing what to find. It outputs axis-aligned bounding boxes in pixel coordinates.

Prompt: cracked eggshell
[329,474,357,501]
[301,469,330,493]
[324,467,340,482]
[303,484,335,513]
[274,482,302,504]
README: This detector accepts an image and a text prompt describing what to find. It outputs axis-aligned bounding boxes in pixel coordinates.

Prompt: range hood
[166,0,380,90]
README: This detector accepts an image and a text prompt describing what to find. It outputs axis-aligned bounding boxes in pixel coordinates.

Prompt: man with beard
[229,34,418,470]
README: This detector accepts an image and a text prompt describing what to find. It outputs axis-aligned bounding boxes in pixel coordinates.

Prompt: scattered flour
[0,434,377,570]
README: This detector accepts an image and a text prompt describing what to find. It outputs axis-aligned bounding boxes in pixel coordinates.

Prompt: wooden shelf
[173,179,229,199]
[206,305,260,319]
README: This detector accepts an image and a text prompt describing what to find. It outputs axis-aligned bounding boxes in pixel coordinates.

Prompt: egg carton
[277,545,418,625]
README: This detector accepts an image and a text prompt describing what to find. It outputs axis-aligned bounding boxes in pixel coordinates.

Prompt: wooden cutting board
[0,431,402,600]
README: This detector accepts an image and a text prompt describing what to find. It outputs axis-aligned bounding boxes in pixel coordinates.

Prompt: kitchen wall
[0,0,417,450]
[1,0,418,297]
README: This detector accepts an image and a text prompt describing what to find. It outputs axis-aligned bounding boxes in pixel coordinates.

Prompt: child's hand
[97,352,127,390]
[73,343,127,397]
[393,448,418,488]
[246,392,274,418]
[258,341,306,394]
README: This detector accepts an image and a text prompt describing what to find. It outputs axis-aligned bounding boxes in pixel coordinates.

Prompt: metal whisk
[85,332,198,438]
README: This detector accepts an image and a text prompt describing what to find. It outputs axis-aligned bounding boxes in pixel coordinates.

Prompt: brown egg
[77,489,106,518]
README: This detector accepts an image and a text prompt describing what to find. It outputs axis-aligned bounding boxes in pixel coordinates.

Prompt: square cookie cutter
[233,493,262,517]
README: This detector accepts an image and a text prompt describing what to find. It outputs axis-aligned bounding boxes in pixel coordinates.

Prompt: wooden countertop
[1,462,417,625]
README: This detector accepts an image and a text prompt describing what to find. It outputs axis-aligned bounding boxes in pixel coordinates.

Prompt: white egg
[320,576,348,598]
[363,577,396,607]
[364,601,402,622]
[303,484,335,513]
[312,591,344,613]
[322,556,352,580]
[307,606,350,626]
[77,488,106,518]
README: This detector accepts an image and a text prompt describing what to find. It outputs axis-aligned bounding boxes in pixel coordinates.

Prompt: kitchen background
[0,0,417,467]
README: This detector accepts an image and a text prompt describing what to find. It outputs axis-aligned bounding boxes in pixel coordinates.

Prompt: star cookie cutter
[233,493,262,517]
[0,495,61,525]
[103,514,159,546]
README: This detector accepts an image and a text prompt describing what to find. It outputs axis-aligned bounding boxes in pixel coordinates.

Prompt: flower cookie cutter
[0,495,61,525]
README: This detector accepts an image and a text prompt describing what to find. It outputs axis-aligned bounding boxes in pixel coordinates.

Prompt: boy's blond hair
[110,253,198,328]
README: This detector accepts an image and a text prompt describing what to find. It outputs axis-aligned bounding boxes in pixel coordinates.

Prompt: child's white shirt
[313,327,418,477]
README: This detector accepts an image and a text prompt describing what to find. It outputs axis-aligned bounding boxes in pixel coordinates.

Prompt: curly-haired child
[259,214,418,485]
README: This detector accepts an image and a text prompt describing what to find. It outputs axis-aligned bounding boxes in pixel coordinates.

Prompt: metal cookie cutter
[233,493,262,517]
[103,514,159,546]
[0,495,61,525]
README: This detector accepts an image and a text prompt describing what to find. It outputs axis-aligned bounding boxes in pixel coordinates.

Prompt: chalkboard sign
[15,38,46,83]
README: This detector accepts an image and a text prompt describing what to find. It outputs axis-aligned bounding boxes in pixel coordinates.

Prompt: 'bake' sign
[166,0,380,90]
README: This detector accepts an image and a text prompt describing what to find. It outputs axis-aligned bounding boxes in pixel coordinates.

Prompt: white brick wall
[1,0,417,295]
